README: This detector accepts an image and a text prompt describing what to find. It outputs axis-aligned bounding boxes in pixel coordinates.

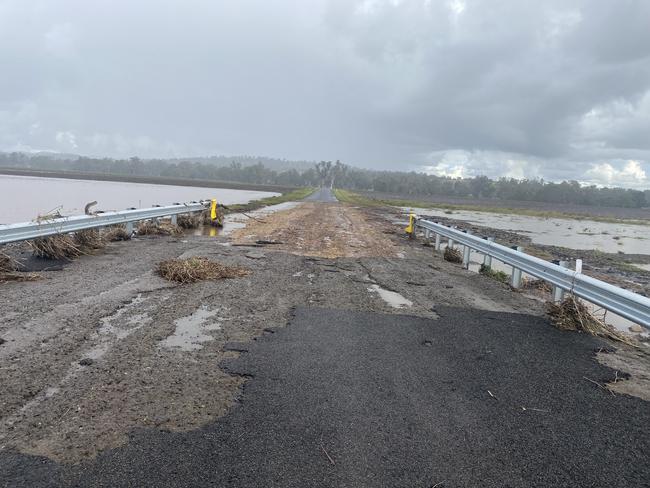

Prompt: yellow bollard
[405,212,416,237]
[210,199,218,220]
[209,199,224,227]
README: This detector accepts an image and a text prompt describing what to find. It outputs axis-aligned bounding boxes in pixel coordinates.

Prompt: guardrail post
[424,228,431,242]
[511,246,524,288]
[553,260,569,302]
[447,226,456,249]
[483,237,494,267]
[434,232,441,251]
[125,221,134,235]
[462,231,472,269]
[170,214,178,225]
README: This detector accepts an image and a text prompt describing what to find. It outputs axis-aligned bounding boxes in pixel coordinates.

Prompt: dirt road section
[230,202,399,258]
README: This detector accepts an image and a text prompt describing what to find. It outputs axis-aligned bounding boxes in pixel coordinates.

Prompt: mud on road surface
[231,202,399,258]
[0,198,647,470]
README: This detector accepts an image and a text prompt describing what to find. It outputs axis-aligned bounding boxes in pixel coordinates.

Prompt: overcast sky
[1,0,649,188]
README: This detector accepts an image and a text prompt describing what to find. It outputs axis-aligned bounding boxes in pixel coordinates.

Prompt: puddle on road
[368,284,413,309]
[160,306,223,351]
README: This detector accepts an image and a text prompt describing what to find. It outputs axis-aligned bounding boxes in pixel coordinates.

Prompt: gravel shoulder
[0,200,647,471]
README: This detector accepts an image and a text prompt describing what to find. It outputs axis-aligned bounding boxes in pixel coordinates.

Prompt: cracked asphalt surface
[3,306,649,487]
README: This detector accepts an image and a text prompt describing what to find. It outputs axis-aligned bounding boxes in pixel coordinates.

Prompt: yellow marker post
[405,212,416,238]
[210,199,218,220]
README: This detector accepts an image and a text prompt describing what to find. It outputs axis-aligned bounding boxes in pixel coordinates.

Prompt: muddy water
[0,175,279,224]
[406,207,650,255]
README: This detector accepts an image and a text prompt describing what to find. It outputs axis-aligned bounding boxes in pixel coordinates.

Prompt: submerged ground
[1,188,648,487]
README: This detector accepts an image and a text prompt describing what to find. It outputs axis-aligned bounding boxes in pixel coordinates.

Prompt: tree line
[1,152,649,209]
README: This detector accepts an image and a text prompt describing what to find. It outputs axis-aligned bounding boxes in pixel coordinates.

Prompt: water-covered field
[0,175,279,223]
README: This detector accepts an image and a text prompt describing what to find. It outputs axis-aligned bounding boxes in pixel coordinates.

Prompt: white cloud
[55,130,78,150]
[584,160,648,188]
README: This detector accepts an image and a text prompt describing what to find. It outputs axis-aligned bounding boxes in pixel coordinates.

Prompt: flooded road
[407,207,650,255]
[0,175,279,223]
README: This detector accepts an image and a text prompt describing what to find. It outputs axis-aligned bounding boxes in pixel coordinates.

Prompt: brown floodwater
[407,207,650,255]
[0,175,279,223]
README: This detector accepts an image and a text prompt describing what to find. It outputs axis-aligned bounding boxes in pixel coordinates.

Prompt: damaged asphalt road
[1,196,649,486]
[3,306,649,487]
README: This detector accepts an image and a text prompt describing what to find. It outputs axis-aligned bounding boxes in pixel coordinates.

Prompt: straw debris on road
[547,295,636,345]
[28,234,84,260]
[177,213,202,229]
[73,229,106,252]
[103,225,131,241]
[137,220,183,236]
[443,247,463,263]
[157,257,250,283]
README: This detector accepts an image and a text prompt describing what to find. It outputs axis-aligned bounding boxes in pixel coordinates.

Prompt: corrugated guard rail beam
[0,202,208,245]
[415,218,650,329]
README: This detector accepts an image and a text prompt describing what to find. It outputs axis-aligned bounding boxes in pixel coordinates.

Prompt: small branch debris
[319,435,335,466]
[583,376,616,396]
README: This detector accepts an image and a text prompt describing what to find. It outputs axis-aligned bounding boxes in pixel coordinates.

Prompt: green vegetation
[332,189,377,205]
[227,187,315,212]
[334,189,650,225]
[479,264,510,283]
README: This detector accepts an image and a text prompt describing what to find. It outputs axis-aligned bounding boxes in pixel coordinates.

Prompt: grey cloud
[0,0,649,188]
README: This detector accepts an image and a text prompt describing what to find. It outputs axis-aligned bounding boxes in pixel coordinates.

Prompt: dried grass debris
[443,247,463,264]
[547,295,635,345]
[73,229,106,252]
[176,213,201,229]
[103,225,131,241]
[28,234,83,260]
[0,271,41,283]
[1,250,40,282]
[0,251,15,273]
[522,278,552,293]
[136,220,183,237]
[157,257,250,284]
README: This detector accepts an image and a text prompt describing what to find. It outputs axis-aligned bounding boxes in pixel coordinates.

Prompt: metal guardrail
[0,202,208,245]
[414,217,650,328]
